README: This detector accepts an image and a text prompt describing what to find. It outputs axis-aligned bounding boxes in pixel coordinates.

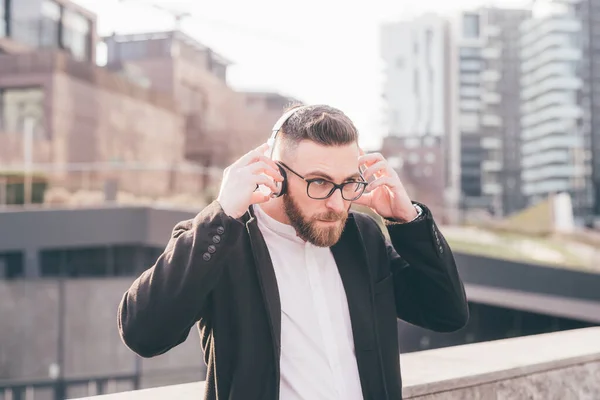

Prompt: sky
[74,0,532,150]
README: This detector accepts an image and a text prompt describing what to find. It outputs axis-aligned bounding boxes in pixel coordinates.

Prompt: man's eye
[312,179,327,186]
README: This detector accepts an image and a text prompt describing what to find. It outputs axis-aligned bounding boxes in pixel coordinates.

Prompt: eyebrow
[305,170,362,182]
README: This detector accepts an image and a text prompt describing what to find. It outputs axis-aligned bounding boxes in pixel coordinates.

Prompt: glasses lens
[342,182,366,200]
[307,180,336,199]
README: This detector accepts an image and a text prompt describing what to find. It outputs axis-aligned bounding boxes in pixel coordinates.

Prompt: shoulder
[349,209,386,240]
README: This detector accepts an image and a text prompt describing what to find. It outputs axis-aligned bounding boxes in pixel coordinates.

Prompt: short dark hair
[278,104,359,153]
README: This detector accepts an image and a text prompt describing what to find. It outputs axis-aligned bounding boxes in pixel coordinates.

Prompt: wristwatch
[411,204,423,221]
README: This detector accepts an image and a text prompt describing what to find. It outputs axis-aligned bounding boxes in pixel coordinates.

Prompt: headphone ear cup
[273,164,287,197]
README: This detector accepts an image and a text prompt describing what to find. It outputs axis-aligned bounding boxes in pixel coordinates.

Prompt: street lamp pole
[23,117,35,205]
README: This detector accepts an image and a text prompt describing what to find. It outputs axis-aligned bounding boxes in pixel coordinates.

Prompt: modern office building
[520,0,587,219]
[575,0,600,223]
[380,14,451,138]
[380,14,459,222]
[452,7,530,217]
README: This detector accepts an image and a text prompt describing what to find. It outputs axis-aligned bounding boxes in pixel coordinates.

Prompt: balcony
[481,114,502,127]
[71,327,600,399]
[481,47,501,60]
[481,92,501,104]
[481,70,501,82]
[482,160,502,172]
[481,137,501,150]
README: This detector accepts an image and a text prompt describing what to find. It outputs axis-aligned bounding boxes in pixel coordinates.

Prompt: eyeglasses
[278,162,368,201]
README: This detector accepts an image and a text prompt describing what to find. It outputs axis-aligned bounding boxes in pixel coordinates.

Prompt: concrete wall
[68,327,600,400]
[453,252,600,302]
[0,278,206,388]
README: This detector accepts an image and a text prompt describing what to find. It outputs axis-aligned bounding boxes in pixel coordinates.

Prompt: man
[117,105,469,400]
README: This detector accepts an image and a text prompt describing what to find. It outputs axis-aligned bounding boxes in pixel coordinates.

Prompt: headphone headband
[267,105,311,149]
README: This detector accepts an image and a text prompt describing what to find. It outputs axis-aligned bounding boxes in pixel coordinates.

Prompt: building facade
[379,135,447,222]
[0,1,201,203]
[380,14,459,222]
[452,7,530,217]
[0,0,97,63]
[104,31,274,181]
[0,51,188,199]
[576,0,600,223]
[520,0,587,220]
[380,14,451,137]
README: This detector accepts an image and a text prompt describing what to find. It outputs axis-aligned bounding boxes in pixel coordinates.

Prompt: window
[463,13,480,38]
[424,137,435,147]
[460,60,481,72]
[460,47,480,57]
[0,0,6,38]
[405,138,420,149]
[40,0,62,49]
[0,87,46,138]
[62,9,92,61]
[0,252,24,279]
[425,153,436,163]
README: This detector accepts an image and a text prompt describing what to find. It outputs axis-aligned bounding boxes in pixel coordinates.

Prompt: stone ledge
[71,327,600,399]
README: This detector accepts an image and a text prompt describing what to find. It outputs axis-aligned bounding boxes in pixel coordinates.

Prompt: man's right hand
[216,143,284,219]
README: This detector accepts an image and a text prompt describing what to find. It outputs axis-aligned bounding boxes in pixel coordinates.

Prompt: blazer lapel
[243,207,282,360]
[331,213,376,350]
[332,213,380,400]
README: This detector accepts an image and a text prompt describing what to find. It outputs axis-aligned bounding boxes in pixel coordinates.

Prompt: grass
[442,228,597,272]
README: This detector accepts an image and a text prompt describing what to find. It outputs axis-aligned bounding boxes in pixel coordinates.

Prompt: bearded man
[117,104,469,400]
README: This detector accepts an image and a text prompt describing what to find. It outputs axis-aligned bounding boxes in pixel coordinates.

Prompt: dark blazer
[117,200,469,400]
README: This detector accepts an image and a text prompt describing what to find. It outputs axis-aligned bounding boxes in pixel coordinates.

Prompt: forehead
[291,141,360,179]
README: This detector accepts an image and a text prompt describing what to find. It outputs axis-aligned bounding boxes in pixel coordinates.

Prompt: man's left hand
[353,151,418,223]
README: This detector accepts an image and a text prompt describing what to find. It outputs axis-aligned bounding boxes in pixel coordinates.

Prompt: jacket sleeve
[385,203,469,332]
[117,200,245,358]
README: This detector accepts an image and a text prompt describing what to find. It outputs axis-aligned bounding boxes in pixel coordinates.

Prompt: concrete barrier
[70,327,600,400]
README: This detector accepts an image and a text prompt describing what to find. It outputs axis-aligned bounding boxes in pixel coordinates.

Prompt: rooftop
[104,30,233,66]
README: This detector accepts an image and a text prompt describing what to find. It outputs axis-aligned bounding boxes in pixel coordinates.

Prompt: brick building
[243,90,304,134]
[0,50,189,199]
[104,32,286,176]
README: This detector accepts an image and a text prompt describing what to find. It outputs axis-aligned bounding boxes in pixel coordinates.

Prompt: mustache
[314,211,347,222]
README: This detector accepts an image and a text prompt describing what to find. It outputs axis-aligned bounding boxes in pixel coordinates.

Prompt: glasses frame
[278,162,368,201]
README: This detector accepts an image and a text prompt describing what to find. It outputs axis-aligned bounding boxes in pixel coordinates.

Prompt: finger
[358,152,384,167]
[352,191,373,207]
[362,160,389,180]
[250,191,271,205]
[248,161,284,181]
[254,174,281,193]
[235,143,271,167]
[367,176,397,192]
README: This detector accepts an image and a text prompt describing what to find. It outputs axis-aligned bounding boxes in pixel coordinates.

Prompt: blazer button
[216,226,225,235]
[208,245,216,254]
[202,252,211,261]
[212,235,221,244]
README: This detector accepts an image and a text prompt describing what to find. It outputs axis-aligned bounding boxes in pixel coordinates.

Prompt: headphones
[264,105,311,198]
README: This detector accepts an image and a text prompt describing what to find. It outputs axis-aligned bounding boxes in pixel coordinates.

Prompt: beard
[283,193,349,247]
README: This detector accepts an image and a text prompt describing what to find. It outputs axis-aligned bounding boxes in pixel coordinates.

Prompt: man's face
[281,140,361,247]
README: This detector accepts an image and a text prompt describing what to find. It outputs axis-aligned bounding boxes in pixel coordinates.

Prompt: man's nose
[325,189,346,213]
